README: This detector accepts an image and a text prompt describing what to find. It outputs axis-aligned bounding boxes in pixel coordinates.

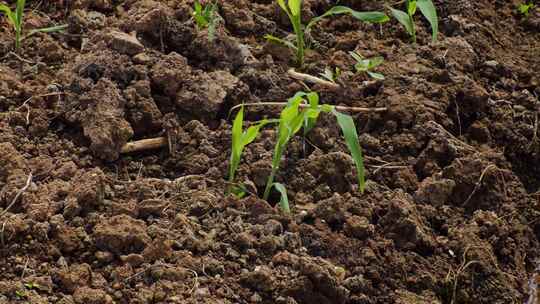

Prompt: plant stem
[291,17,304,67]
[263,170,276,200]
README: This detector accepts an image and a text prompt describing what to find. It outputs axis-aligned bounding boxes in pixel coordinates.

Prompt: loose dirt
[0,0,539,303]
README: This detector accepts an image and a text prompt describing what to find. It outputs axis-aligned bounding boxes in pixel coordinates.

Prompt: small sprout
[267,1,388,66]
[273,183,290,213]
[24,282,39,289]
[15,290,26,299]
[350,51,385,80]
[319,67,341,83]
[228,106,270,194]
[388,0,438,44]
[518,2,536,17]
[0,0,67,51]
[193,0,219,41]
[228,92,367,214]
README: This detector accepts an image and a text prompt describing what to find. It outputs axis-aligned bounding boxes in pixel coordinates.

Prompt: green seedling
[319,66,341,83]
[0,0,67,51]
[388,0,438,44]
[350,51,385,80]
[228,106,271,195]
[228,92,366,213]
[518,2,536,17]
[266,1,388,66]
[193,0,219,41]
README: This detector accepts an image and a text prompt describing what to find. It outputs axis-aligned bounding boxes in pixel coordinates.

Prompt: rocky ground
[0,0,540,303]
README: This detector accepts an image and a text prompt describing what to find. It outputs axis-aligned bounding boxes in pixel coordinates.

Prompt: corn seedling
[319,66,340,83]
[193,0,219,41]
[0,0,67,51]
[266,1,388,66]
[228,106,272,194]
[387,0,438,44]
[228,92,366,213]
[518,1,536,17]
[350,51,385,80]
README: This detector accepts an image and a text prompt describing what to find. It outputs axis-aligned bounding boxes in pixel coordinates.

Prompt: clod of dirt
[379,197,436,253]
[73,286,113,304]
[93,214,151,255]
[55,263,92,293]
[106,30,144,56]
[176,70,250,120]
[344,216,375,240]
[414,177,456,207]
[305,152,355,193]
[79,79,134,160]
[124,80,163,135]
[240,265,275,292]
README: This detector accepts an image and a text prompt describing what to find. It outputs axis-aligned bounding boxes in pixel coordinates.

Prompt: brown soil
[1,0,540,303]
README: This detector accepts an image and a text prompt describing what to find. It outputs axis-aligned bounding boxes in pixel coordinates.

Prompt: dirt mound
[0,0,539,303]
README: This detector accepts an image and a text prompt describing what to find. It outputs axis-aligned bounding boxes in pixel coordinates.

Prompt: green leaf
[241,120,268,147]
[277,0,288,13]
[307,6,389,30]
[367,71,385,80]
[417,0,438,42]
[407,0,417,16]
[232,107,244,157]
[16,0,24,27]
[389,7,414,36]
[349,51,363,63]
[273,183,290,213]
[333,110,365,193]
[288,0,301,17]
[0,4,15,27]
[264,34,298,51]
[367,56,384,69]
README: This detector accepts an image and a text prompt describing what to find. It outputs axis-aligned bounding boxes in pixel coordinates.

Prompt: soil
[0,0,540,303]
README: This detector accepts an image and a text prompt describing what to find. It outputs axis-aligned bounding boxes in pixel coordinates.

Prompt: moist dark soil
[1,0,540,303]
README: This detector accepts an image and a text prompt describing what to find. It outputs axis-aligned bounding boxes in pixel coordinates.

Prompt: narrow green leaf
[367,56,384,69]
[333,110,365,193]
[0,4,15,27]
[232,107,244,157]
[389,7,414,36]
[277,0,288,13]
[264,34,298,51]
[16,0,24,27]
[367,71,385,80]
[307,6,389,30]
[417,0,438,42]
[288,0,301,17]
[241,120,268,147]
[273,183,290,213]
[407,0,417,16]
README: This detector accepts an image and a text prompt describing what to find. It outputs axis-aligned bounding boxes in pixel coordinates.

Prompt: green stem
[15,28,20,51]
[291,17,304,67]
[263,170,276,200]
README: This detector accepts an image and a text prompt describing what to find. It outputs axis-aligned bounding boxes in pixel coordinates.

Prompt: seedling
[228,106,272,194]
[193,0,219,41]
[350,51,385,80]
[0,0,67,51]
[228,92,366,213]
[266,1,388,66]
[388,0,438,44]
[319,67,341,83]
[518,1,536,17]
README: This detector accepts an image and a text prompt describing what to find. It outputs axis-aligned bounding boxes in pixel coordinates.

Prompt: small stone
[108,31,144,55]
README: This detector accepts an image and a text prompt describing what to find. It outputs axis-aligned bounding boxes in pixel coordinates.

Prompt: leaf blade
[416,0,438,42]
[273,183,290,213]
[333,110,365,193]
